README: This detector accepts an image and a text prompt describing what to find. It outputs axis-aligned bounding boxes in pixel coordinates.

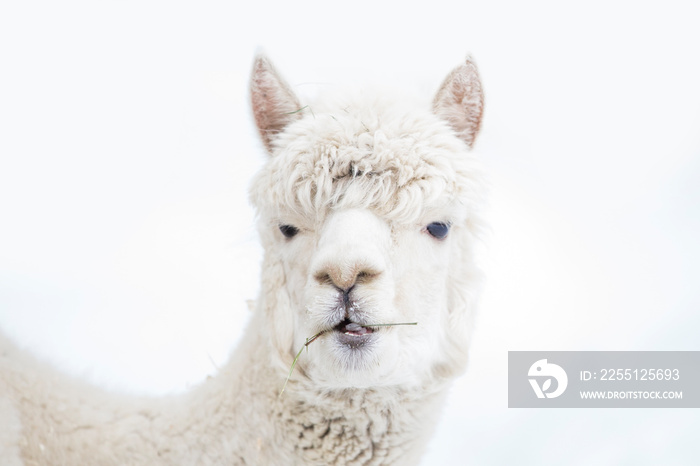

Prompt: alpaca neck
[274,385,447,465]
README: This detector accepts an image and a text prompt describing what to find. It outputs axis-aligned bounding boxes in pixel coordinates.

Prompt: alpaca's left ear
[250,55,303,153]
[433,57,484,148]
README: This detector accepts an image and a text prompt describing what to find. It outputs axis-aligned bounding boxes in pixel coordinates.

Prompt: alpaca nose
[311,209,389,291]
[314,263,381,292]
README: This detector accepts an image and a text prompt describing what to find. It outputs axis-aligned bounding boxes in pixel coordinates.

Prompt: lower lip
[334,330,374,349]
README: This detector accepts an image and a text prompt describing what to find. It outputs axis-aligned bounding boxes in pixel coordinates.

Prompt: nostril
[314,272,333,286]
[355,270,378,283]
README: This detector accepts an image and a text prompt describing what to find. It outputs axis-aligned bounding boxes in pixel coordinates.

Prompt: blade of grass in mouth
[278,322,417,397]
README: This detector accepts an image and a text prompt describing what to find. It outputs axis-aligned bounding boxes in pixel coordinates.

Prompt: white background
[1,1,699,464]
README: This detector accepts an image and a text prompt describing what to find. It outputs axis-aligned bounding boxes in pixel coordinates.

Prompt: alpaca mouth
[333,319,374,348]
[334,319,374,336]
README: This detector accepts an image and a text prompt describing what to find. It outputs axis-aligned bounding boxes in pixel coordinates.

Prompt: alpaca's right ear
[250,55,303,153]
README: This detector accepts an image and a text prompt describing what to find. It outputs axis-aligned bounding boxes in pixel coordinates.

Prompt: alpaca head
[249,56,485,391]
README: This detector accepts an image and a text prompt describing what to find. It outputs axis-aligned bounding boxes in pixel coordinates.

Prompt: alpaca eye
[279,224,299,239]
[426,222,450,240]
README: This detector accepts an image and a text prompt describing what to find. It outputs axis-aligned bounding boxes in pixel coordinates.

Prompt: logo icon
[528,359,568,399]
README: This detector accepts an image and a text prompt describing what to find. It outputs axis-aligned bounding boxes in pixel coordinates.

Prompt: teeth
[333,319,373,337]
[345,323,364,332]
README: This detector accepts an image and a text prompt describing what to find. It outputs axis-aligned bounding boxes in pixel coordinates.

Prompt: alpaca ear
[250,55,303,153]
[433,57,484,148]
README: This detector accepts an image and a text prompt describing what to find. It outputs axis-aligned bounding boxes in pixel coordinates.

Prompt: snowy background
[1,1,699,464]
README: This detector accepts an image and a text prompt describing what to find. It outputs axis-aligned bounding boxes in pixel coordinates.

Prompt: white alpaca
[0,54,486,465]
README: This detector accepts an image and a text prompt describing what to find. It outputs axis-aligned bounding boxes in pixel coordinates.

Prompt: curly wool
[251,92,485,229]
